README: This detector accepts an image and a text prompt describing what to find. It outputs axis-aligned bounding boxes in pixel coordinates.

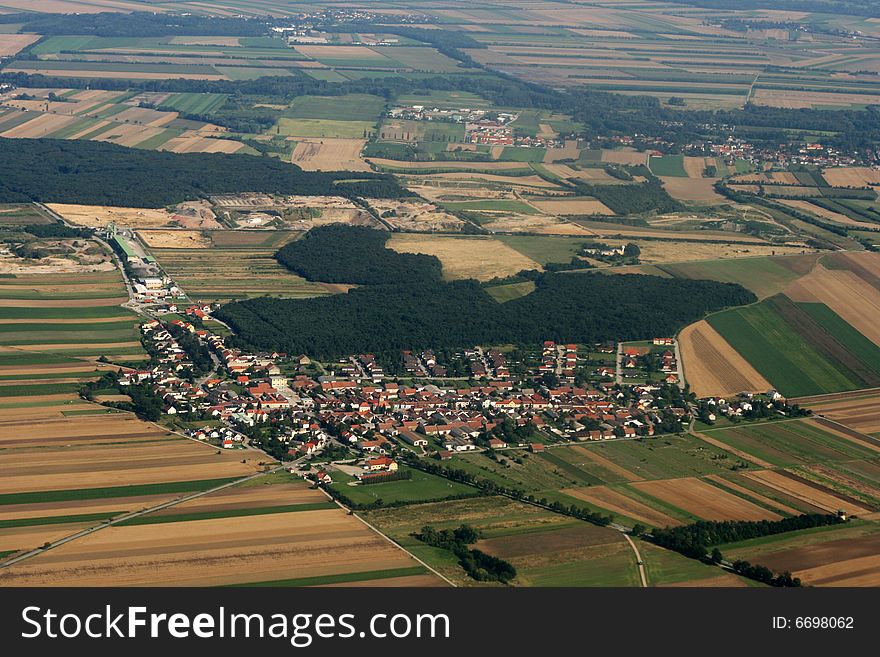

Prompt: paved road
[615,342,623,385]
[622,533,648,587]
[673,338,685,391]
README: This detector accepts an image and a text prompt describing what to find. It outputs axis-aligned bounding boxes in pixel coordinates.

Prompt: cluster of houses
[539,341,579,384]
[402,350,447,377]
[699,390,785,422]
[464,347,509,379]
[387,105,512,126]
[115,311,695,473]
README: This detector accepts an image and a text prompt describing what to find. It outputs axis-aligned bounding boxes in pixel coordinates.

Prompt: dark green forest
[0,12,274,36]
[216,226,755,357]
[0,138,406,206]
[276,225,442,286]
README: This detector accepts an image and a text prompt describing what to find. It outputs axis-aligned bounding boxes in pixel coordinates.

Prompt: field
[46,204,174,229]
[144,232,336,303]
[291,138,370,172]
[706,293,880,398]
[388,234,541,281]
[327,467,479,507]
[0,476,442,587]
[678,320,771,398]
[0,87,243,154]
[362,496,640,587]
[798,390,880,435]
[0,410,261,556]
[718,520,880,586]
[0,270,143,368]
[659,254,820,299]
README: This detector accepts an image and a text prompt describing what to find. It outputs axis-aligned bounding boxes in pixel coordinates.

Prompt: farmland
[0,476,442,587]
[0,87,246,154]
[144,231,337,303]
[387,234,541,281]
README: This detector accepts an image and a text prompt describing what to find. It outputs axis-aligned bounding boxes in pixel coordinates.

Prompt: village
[386,104,565,148]
[100,281,792,494]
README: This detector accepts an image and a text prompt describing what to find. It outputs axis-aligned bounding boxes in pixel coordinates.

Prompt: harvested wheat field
[632,477,782,522]
[46,204,174,229]
[0,34,40,57]
[601,149,648,166]
[292,138,370,172]
[137,229,212,249]
[388,234,540,281]
[679,320,771,397]
[0,439,261,495]
[161,135,243,154]
[543,140,579,163]
[786,264,880,346]
[563,486,680,528]
[821,167,880,187]
[483,215,594,235]
[1,113,79,139]
[661,177,726,203]
[0,508,438,586]
[0,414,171,448]
[742,470,873,515]
[704,475,802,515]
[529,198,613,215]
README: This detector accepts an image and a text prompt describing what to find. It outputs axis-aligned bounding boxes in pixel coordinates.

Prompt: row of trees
[651,514,844,560]
[0,11,275,36]
[406,455,615,527]
[414,524,517,583]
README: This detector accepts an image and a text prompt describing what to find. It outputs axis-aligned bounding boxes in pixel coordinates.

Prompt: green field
[0,477,243,506]
[232,566,428,587]
[707,298,857,397]
[649,155,687,177]
[706,420,878,469]
[658,255,815,299]
[328,467,480,506]
[485,281,536,302]
[160,93,228,114]
[286,94,385,121]
[272,118,375,138]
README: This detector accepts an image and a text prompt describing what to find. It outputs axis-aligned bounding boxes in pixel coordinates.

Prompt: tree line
[217,226,755,359]
[0,11,276,37]
[0,138,408,207]
[651,514,844,560]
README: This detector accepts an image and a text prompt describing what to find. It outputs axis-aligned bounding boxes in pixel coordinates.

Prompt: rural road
[622,533,648,588]
[615,342,623,385]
